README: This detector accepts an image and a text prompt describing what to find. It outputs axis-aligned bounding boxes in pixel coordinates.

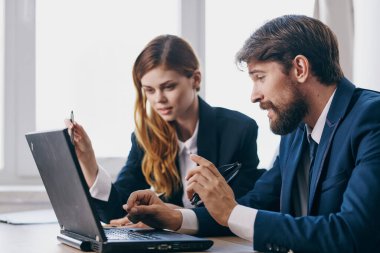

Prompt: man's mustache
[260,101,276,111]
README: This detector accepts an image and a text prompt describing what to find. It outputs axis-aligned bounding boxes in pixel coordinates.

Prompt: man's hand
[186,154,238,226]
[124,190,183,231]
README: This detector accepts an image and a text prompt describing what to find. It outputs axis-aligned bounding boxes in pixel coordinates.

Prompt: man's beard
[260,82,309,135]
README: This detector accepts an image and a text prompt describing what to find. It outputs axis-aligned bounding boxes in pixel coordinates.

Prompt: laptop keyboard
[105,228,162,240]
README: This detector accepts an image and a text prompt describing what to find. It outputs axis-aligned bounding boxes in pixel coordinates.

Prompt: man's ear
[292,55,309,83]
[192,70,201,91]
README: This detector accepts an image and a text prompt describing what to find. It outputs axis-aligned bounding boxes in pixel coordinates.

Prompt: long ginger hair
[132,35,199,198]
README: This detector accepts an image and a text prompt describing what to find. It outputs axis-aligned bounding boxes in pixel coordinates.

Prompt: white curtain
[314,0,379,91]
[352,0,380,91]
[314,0,355,81]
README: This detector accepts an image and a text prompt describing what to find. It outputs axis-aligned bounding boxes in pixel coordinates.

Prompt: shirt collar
[178,121,199,154]
[306,89,337,144]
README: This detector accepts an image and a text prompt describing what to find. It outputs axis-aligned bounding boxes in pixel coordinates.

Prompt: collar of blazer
[308,77,356,211]
[196,96,218,166]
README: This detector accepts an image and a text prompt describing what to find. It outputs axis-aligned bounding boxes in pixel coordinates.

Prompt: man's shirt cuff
[89,165,112,201]
[176,209,199,234]
[228,204,257,242]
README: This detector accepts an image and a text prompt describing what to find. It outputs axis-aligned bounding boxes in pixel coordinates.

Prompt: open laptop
[25,128,213,252]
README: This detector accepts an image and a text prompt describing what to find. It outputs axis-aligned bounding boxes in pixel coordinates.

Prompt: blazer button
[266,243,273,251]
[274,245,280,251]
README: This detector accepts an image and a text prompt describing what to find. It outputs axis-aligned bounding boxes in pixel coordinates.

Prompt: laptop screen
[26,129,106,241]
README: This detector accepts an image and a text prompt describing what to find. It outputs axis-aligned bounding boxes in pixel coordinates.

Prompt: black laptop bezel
[26,128,107,242]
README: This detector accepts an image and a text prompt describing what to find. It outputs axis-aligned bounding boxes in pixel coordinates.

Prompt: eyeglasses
[190,162,242,207]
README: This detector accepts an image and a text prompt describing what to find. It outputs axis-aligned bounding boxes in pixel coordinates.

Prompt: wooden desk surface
[0,223,256,253]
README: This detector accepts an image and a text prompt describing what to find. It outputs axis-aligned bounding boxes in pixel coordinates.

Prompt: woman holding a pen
[66,34,265,227]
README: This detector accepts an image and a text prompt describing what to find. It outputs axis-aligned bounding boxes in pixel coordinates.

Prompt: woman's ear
[192,70,201,91]
[292,55,309,83]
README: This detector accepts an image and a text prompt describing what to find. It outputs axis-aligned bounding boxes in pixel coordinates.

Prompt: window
[205,0,314,168]
[36,0,179,166]
[0,0,190,184]
[1,0,206,185]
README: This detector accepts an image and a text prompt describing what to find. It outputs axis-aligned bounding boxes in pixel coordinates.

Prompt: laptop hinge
[60,227,103,243]
[57,234,92,252]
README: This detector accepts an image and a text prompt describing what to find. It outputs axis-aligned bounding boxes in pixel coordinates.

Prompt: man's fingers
[186,181,205,200]
[190,154,213,167]
[186,173,208,200]
[189,154,219,177]
[125,191,141,211]
[126,205,156,224]
[125,190,155,211]
[187,166,218,184]
[186,173,209,190]
[127,213,141,224]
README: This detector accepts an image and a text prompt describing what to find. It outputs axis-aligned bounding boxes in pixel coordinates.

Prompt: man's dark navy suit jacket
[193,78,380,253]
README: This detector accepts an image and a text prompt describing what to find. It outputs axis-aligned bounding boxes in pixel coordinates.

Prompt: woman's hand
[109,216,152,229]
[65,119,99,187]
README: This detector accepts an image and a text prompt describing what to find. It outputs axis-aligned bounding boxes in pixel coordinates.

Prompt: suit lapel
[197,97,219,165]
[308,78,356,211]
[281,126,307,213]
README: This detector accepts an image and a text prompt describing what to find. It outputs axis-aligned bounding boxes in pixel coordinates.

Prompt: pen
[190,162,242,207]
[70,110,75,144]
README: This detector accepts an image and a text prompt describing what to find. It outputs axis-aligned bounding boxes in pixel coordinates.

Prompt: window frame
[0,0,37,185]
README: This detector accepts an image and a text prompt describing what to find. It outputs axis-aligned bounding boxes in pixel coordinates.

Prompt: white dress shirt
[177,122,199,208]
[90,122,200,208]
[178,90,337,241]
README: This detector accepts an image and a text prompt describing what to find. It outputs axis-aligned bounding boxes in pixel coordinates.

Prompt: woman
[67,35,264,225]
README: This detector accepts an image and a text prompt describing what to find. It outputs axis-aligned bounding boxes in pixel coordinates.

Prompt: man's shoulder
[349,88,380,118]
[354,88,380,105]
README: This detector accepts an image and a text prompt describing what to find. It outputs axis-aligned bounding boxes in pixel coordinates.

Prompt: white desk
[0,222,256,253]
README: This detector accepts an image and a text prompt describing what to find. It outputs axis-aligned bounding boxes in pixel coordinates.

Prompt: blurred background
[0,0,379,198]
